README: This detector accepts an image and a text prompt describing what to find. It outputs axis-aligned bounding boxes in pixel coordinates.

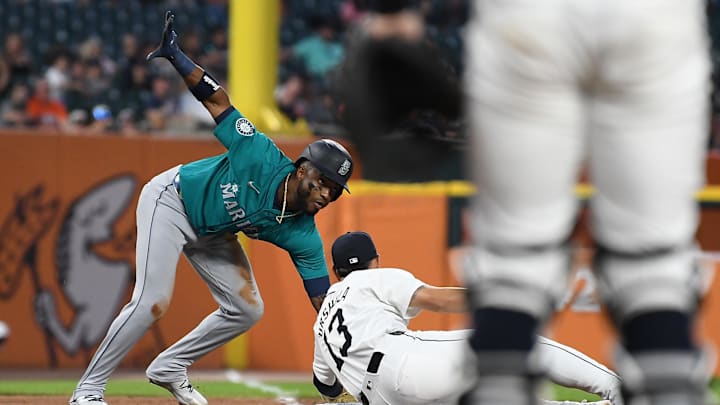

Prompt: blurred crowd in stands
[0,0,719,152]
[0,0,228,135]
[0,0,467,138]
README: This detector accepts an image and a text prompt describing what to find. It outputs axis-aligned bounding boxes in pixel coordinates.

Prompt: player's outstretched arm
[146,11,231,120]
[409,286,467,313]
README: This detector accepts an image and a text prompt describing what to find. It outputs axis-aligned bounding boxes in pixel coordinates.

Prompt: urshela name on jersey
[220,182,251,229]
[317,286,350,338]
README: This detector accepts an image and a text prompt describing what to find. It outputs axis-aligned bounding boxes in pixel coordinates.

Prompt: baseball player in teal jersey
[70,11,353,405]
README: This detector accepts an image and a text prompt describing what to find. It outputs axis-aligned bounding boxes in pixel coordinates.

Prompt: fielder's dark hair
[334,260,374,278]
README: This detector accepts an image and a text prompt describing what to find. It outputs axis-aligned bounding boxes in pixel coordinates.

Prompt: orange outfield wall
[0,131,718,377]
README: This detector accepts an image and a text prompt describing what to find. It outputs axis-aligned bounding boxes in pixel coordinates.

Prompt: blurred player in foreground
[462,1,713,404]
[336,1,714,404]
[69,11,353,405]
[312,231,621,405]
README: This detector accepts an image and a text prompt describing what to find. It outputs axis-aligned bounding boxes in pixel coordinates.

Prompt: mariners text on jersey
[220,182,251,229]
[317,286,350,338]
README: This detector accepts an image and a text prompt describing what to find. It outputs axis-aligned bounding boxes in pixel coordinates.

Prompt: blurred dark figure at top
[333,0,464,182]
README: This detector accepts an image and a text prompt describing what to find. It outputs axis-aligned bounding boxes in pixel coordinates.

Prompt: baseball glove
[319,389,358,403]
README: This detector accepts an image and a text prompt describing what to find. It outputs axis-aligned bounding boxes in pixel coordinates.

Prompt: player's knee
[462,245,572,319]
[594,245,702,322]
[243,303,264,326]
[224,300,264,329]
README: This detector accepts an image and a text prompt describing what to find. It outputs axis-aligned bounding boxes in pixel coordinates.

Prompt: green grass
[0,379,719,401]
[553,381,720,402]
[0,380,319,398]
[552,386,603,402]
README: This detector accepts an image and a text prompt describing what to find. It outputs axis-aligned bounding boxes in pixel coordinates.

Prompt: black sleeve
[214,106,235,124]
[304,276,331,298]
[313,373,344,398]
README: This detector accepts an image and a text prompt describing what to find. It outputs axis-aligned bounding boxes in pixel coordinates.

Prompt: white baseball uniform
[313,268,621,405]
[463,0,710,322]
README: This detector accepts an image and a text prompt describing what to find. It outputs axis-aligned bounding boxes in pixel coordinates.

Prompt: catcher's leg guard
[594,246,711,405]
[615,346,715,405]
[462,242,572,324]
[460,241,573,405]
[594,244,703,356]
[594,246,703,324]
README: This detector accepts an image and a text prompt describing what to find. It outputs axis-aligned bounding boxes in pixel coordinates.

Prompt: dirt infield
[1,396,319,404]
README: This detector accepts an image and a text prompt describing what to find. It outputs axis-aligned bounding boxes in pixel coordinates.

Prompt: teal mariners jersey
[178,108,329,293]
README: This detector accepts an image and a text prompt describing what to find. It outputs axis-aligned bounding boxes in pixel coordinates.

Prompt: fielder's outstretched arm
[146,11,231,120]
[409,285,467,313]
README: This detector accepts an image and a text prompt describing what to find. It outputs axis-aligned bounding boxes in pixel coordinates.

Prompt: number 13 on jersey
[323,308,353,371]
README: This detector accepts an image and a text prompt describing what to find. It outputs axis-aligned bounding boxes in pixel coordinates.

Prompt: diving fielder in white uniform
[313,232,620,405]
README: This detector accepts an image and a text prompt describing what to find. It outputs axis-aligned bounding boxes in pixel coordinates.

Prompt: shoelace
[83,395,105,402]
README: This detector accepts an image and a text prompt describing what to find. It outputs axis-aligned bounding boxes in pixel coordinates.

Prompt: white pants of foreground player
[463,0,710,319]
[360,330,620,405]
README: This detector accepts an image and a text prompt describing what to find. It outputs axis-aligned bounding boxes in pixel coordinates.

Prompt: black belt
[360,351,385,405]
[366,351,384,373]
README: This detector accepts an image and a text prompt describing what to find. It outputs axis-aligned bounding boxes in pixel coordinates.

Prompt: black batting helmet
[295,139,353,200]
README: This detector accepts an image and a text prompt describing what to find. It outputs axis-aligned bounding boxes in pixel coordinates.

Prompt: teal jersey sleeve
[268,217,329,281]
[213,108,262,150]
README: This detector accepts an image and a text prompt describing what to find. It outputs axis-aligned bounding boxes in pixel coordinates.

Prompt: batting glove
[146,10,180,61]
